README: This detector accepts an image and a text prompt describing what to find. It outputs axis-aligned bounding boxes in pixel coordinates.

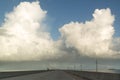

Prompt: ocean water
[106,69,120,73]
[85,69,120,74]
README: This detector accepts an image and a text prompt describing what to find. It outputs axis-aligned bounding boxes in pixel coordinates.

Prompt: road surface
[1,70,87,80]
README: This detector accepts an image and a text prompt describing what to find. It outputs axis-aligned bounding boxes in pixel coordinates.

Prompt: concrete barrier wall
[66,70,120,80]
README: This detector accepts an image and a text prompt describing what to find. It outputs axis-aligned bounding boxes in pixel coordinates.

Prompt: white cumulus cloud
[0,1,120,61]
[59,8,120,58]
[0,1,59,61]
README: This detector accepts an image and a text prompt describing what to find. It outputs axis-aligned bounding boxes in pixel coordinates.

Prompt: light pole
[95,52,98,72]
[80,64,82,71]
[96,57,98,72]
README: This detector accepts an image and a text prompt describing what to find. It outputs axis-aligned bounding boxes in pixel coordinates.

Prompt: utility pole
[74,65,75,70]
[96,57,98,72]
[81,64,82,71]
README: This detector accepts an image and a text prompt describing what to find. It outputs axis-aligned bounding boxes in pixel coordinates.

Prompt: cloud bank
[0,1,120,61]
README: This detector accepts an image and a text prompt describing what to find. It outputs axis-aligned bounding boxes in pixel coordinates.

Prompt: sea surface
[85,69,120,74]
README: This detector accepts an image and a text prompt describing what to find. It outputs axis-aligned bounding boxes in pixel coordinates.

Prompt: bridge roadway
[1,70,88,80]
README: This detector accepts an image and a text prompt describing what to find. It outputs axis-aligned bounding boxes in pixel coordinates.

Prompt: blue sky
[0,0,120,40]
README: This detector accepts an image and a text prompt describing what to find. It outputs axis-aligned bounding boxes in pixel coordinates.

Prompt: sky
[0,0,120,71]
[0,0,120,39]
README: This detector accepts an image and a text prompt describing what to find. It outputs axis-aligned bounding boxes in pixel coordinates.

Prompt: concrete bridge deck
[1,70,86,80]
[0,70,120,80]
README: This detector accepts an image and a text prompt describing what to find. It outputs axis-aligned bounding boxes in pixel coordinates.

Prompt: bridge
[0,70,120,80]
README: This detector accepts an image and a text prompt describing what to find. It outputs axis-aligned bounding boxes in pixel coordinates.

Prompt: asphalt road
[1,71,86,80]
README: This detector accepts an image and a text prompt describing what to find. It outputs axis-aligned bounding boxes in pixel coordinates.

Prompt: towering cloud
[0,1,58,61]
[0,1,119,61]
[59,8,120,58]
